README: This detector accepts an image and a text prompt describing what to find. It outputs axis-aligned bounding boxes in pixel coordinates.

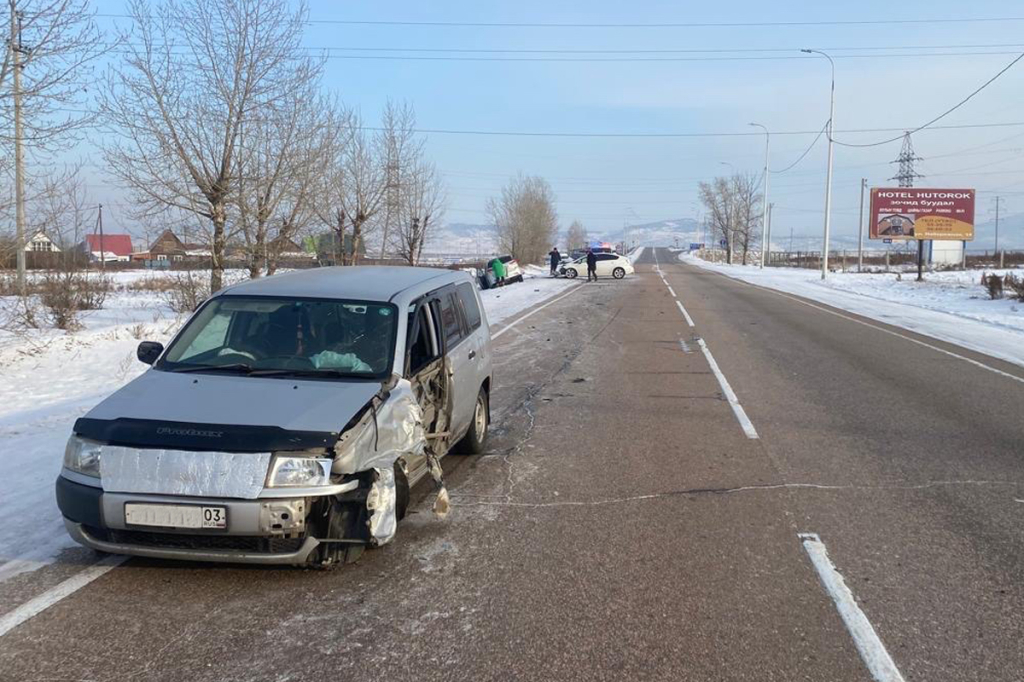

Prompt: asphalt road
[1,248,1022,681]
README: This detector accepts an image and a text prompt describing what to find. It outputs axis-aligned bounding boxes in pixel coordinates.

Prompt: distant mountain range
[429,212,1023,255]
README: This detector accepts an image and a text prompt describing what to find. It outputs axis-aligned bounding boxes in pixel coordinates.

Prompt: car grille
[85,526,305,554]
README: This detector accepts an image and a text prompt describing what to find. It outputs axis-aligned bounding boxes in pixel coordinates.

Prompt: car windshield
[159,296,397,378]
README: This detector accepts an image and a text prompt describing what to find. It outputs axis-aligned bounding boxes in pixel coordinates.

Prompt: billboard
[869,188,975,241]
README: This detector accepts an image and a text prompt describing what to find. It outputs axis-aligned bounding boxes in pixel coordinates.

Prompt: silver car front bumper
[66,520,321,565]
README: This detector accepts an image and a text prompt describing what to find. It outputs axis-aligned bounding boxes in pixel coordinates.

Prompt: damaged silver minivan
[55,267,492,567]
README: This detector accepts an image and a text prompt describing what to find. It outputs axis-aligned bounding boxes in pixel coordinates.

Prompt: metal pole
[98,204,105,270]
[766,202,773,265]
[12,6,27,293]
[994,195,1000,255]
[750,123,770,268]
[802,49,836,280]
[857,178,866,272]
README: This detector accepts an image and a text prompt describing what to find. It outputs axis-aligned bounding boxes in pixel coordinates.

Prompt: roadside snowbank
[628,246,646,264]
[680,253,1024,367]
[0,266,573,581]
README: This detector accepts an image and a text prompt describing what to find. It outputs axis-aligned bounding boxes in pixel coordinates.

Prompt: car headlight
[266,455,332,488]
[64,435,102,478]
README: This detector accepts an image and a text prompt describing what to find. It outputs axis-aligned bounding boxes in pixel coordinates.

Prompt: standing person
[490,257,506,287]
[586,248,598,282]
[549,247,561,276]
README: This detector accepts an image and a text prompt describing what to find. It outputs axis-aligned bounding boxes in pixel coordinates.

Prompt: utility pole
[750,123,770,267]
[801,49,836,280]
[97,204,105,270]
[994,195,1001,255]
[11,5,28,293]
[766,202,773,265]
[857,178,867,272]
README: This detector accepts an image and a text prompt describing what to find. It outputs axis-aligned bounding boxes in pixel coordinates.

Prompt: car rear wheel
[454,387,489,454]
[565,268,578,279]
[612,267,626,279]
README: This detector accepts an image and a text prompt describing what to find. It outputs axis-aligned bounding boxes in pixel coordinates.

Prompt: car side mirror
[137,341,164,365]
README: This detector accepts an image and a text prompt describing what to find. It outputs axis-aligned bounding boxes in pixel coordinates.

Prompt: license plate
[124,503,227,530]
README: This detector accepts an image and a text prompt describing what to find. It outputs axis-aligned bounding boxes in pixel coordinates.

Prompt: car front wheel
[454,387,489,454]
[612,267,626,279]
[565,268,578,279]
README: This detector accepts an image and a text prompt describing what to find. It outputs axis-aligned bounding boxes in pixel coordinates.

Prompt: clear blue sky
[87,0,1024,246]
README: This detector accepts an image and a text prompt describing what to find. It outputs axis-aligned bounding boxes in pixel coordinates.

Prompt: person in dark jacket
[549,247,561,276]
[586,248,598,282]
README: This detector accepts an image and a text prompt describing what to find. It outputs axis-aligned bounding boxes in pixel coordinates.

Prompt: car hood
[80,369,381,444]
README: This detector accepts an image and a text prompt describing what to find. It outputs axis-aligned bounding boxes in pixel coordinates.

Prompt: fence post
[1000,250,1005,269]
[885,251,890,272]
[842,250,847,272]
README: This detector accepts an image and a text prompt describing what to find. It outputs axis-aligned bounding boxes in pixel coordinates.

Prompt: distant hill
[597,218,702,247]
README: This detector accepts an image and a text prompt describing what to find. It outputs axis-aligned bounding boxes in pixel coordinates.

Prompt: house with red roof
[82,233,134,263]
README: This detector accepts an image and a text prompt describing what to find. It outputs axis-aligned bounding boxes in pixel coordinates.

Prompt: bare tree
[1,0,110,289]
[100,0,315,292]
[235,86,330,278]
[377,100,423,259]
[393,160,445,265]
[336,114,387,264]
[566,220,587,252]
[487,174,558,265]
[699,174,761,265]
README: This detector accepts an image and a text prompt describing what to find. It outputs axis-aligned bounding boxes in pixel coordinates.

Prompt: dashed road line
[0,555,127,638]
[696,338,758,439]
[666,285,677,298]
[675,300,695,327]
[799,533,906,682]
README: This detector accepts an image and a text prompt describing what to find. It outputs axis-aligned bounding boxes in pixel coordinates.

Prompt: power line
[771,120,829,174]
[834,52,1024,148]
[315,51,1024,63]
[94,14,1024,29]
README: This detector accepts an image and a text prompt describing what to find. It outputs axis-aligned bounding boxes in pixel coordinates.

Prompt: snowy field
[0,265,573,581]
[681,252,1024,368]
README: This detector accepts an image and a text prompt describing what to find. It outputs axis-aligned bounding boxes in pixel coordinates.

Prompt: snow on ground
[479,264,575,326]
[0,266,573,581]
[627,246,646,264]
[680,252,1024,368]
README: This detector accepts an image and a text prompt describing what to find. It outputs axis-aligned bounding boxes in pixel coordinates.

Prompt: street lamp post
[801,48,836,280]
[749,123,770,268]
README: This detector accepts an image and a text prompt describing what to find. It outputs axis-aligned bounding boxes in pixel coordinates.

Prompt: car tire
[454,387,489,454]
[612,267,626,279]
[565,268,578,279]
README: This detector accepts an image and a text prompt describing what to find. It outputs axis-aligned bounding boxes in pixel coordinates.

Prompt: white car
[560,252,634,279]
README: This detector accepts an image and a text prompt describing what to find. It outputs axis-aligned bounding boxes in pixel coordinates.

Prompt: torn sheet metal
[332,378,427,475]
[100,447,271,499]
[332,377,448,544]
[366,467,397,544]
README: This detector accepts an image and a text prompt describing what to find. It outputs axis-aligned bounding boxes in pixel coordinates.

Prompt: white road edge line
[675,300,695,327]
[0,555,127,638]
[696,338,759,439]
[798,533,906,682]
[708,270,1024,387]
[492,283,585,340]
[666,285,677,298]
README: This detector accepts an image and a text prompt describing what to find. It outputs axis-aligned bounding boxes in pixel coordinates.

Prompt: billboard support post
[916,239,925,282]
[857,178,866,272]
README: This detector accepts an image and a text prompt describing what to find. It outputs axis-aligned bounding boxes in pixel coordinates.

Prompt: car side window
[456,283,482,331]
[597,253,616,261]
[439,291,463,347]
[407,305,439,375]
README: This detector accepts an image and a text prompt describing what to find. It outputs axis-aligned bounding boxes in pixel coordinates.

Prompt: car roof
[216,266,468,303]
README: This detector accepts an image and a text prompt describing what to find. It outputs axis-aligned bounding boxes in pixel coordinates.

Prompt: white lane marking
[491,283,584,340]
[1015,498,1024,503]
[676,300,695,327]
[678,338,692,354]
[696,338,759,439]
[666,285,677,298]
[713,272,1024,387]
[799,533,906,682]
[0,555,127,638]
